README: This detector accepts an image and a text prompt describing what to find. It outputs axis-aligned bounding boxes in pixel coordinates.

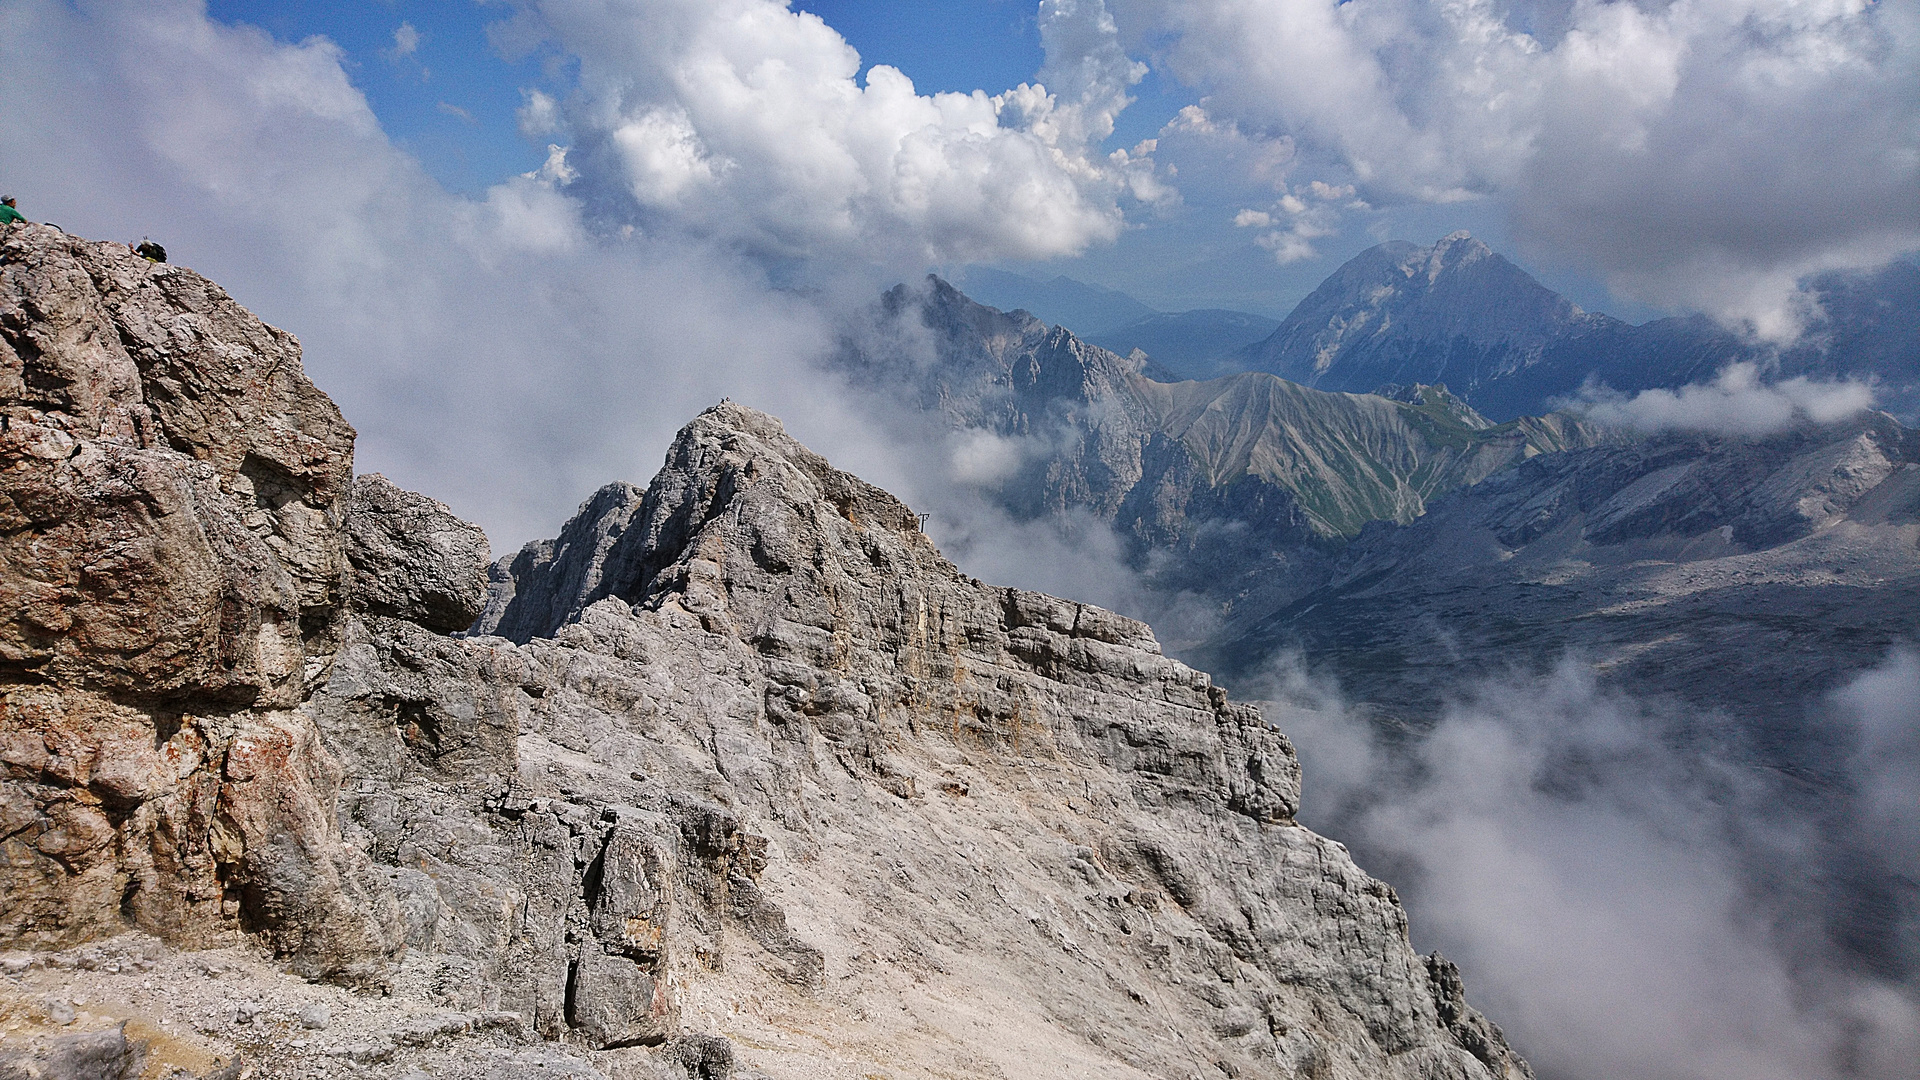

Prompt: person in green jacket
[0,197,24,226]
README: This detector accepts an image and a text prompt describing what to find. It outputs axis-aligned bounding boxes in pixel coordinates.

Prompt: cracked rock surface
[1,226,1529,1079]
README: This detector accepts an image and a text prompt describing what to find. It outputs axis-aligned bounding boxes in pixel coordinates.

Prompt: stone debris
[0,223,1533,1078]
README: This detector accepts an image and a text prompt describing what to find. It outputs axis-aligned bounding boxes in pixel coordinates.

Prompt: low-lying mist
[1252,650,1920,1080]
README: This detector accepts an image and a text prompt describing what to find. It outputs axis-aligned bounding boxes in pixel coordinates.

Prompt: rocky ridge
[2,224,1529,1078]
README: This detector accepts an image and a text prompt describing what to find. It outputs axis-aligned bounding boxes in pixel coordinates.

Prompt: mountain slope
[1210,413,1920,730]
[0,225,1531,1080]
[470,402,1533,1080]
[841,278,1614,614]
[1136,377,1603,539]
[1238,232,1608,401]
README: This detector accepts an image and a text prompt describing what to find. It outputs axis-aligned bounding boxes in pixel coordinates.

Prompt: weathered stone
[343,473,490,633]
[386,402,1521,1077]
[0,227,393,979]
[478,481,645,643]
[0,1022,144,1080]
[0,223,354,635]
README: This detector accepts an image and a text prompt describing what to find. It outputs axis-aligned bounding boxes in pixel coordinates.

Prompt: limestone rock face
[343,473,490,633]
[0,226,1529,1079]
[438,402,1527,1078]
[1,224,352,701]
[479,480,645,643]
[0,225,395,982]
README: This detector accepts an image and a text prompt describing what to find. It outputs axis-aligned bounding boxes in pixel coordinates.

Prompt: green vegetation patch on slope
[1134,373,1612,538]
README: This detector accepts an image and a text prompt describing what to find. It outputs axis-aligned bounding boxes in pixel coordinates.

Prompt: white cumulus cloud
[0,0,880,549]
[1232,177,1354,263]
[389,21,421,60]
[496,0,1159,266]
[1571,362,1878,435]
[1109,0,1920,337]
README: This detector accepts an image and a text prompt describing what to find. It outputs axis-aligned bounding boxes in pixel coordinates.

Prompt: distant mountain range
[842,268,1920,732]
[1233,232,1920,422]
[964,236,1920,427]
[857,255,1920,771]
[840,272,1920,988]
[1205,412,1920,731]
[1089,309,1281,380]
[954,268,1283,381]
[836,277,1615,632]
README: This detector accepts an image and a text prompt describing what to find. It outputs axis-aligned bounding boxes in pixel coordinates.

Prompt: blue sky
[203,1,1187,192]
[197,0,1598,319]
[15,0,1913,338]
[206,1,555,193]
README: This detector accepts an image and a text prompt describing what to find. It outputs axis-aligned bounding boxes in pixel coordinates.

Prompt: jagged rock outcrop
[343,473,490,633]
[0,225,398,988]
[1,225,1530,1078]
[429,400,1528,1079]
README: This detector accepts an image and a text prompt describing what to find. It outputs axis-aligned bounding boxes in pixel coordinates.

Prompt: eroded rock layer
[1,225,1527,1079]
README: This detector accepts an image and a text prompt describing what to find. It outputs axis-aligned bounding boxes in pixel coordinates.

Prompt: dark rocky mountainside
[1237,233,1604,407]
[839,272,1920,998]
[836,274,1919,770]
[1204,411,1920,992]
[1,225,1530,1078]
[1212,412,1920,744]
[1235,235,1920,422]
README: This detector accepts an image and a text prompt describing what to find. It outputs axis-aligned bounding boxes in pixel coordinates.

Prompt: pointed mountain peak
[480,400,939,641]
[1242,233,1597,396]
[1424,230,1494,278]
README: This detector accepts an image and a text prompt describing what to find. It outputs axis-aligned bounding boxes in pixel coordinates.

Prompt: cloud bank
[0,0,1162,551]
[1570,361,1877,435]
[1258,651,1920,1080]
[1111,0,1920,337]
